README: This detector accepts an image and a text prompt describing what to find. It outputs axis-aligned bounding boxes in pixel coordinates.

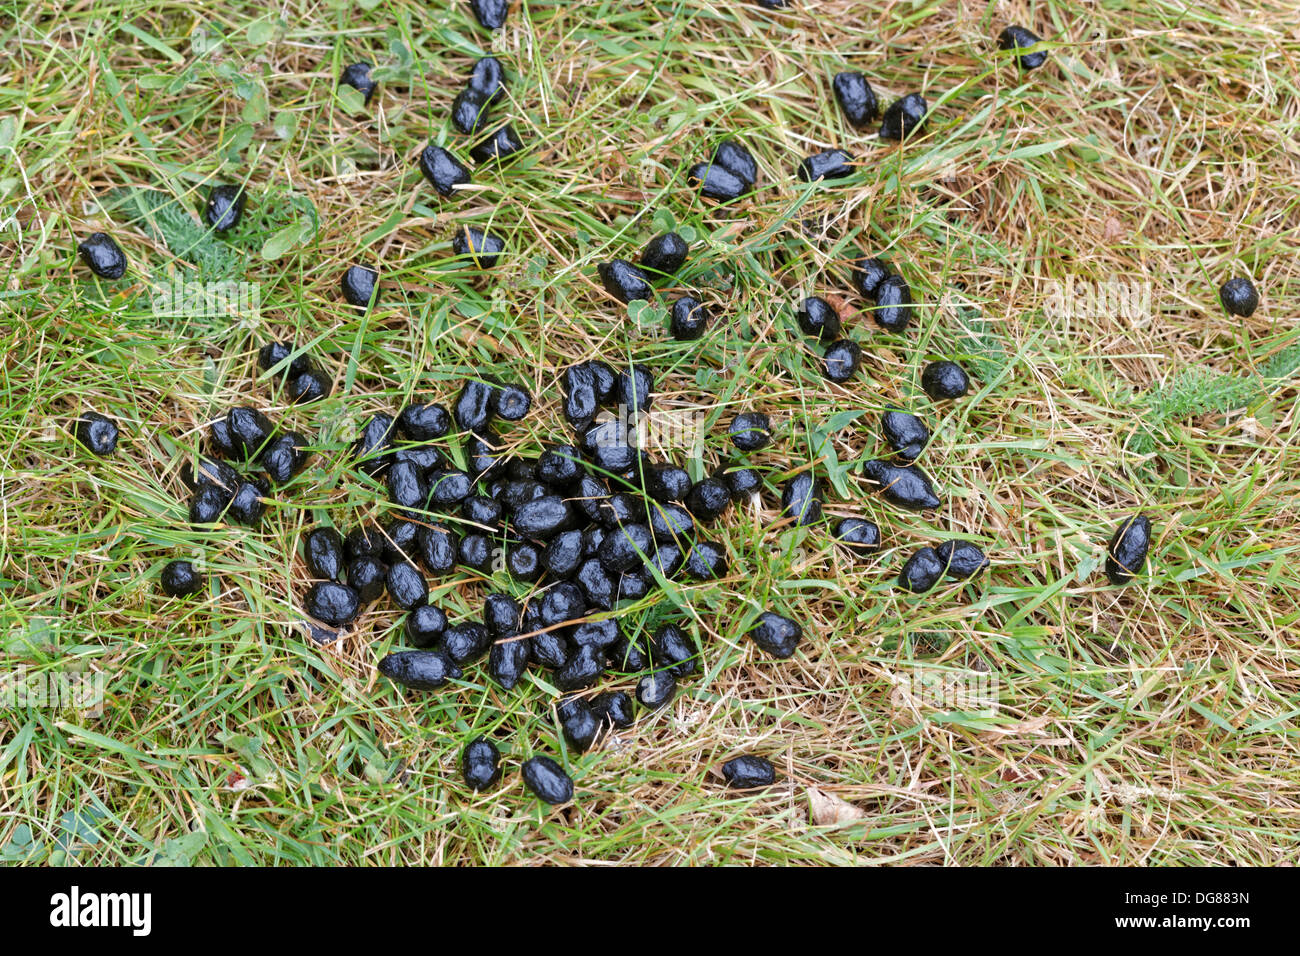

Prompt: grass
[1,0,1298,865]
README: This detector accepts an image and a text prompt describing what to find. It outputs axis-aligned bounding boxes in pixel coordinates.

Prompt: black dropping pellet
[562,364,599,425]
[636,670,676,710]
[833,71,878,127]
[77,233,127,279]
[305,581,361,626]
[455,378,497,433]
[462,494,502,532]
[398,403,450,441]
[853,257,890,298]
[835,517,880,555]
[669,295,711,340]
[419,143,472,196]
[406,604,449,648]
[260,432,310,485]
[542,530,584,579]
[558,697,600,752]
[589,360,618,404]
[346,524,386,562]
[74,412,119,455]
[513,495,576,539]
[898,547,944,593]
[522,756,573,805]
[685,477,731,523]
[730,411,772,452]
[386,561,428,610]
[507,541,543,582]
[539,581,586,629]
[798,149,854,182]
[713,139,757,185]
[935,539,989,580]
[341,264,379,308]
[258,341,313,377]
[288,369,332,404]
[555,643,605,691]
[468,56,506,103]
[608,633,651,672]
[451,88,491,135]
[921,360,970,400]
[443,623,493,665]
[796,296,842,342]
[1219,277,1259,317]
[203,184,246,232]
[573,473,610,525]
[721,754,775,789]
[428,469,473,507]
[458,533,493,573]
[998,26,1047,70]
[879,92,928,141]
[500,478,547,510]
[684,540,728,580]
[640,232,689,277]
[452,226,505,268]
[598,259,654,303]
[382,519,422,564]
[531,629,570,670]
[599,523,653,573]
[537,445,583,488]
[718,465,762,502]
[347,556,387,603]
[592,691,635,729]
[387,460,428,515]
[576,558,615,611]
[462,737,501,792]
[489,635,530,690]
[226,406,275,459]
[493,384,531,421]
[648,502,694,544]
[823,339,863,383]
[470,124,525,163]
[644,463,691,503]
[470,0,509,30]
[582,526,607,558]
[618,570,651,602]
[585,420,636,475]
[688,162,747,202]
[227,480,266,526]
[378,649,461,690]
[616,365,655,413]
[179,457,239,497]
[872,274,912,331]
[748,612,802,658]
[484,593,522,637]
[782,473,822,526]
[653,624,698,677]
[465,430,503,481]
[189,485,228,524]
[208,418,238,459]
[862,459,942,511]
[304,528,345,580]
[881,409,929,460]
[1105,514,1152,586]
[339,61,378,103]
[160,559,203,597]
[572,619,620,649]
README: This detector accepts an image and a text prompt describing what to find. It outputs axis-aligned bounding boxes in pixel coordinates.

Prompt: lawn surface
[2,0,1298,865]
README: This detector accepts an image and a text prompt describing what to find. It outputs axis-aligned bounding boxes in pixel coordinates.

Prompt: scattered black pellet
[1219,277,1259,317]
[470,124,525,163]
[542,530,584,578]
[617,365,654,413]
[304,528,345,580]
[341,264,379,308]
[398,403,451,441]
[379,649,461,690]
[428,469,474,506]
[507,541,543,582]
[798,149,854,182]
[455,378,497,434]
[181,458,238,497]
[748,612,802,658]
[382,519,422,564]
[862,459,942,511]
[898,547,944,593]
[684,540,728,580]
[835,517,880,555]
[74,412,119,455]
[258,342,312,376]
[872,275,913,331]
[562,363,599,424]
[462,737,501,792]
[881,409,929,460]
[539,582,586,629]
[577,558,615,611]
[721,754,775,789]
[781,472,823,525]
[483,593,522,637]
[77,233,127,279]
[689,162,748,202]
[640,232,689,277]
[935,539,989,579]
[582,526,607,558]
[189,485,228,524]
[570,620,619,650]
[730,411,772,452]
[468,57,506,103]
[598,522,653,573]
[227,406,275,459]
[648,502,693,544]
[685,477,731,522]
[879,92,928,141]
[653,624,698,677]
[531,629,571,669]
[458,532,493,573]
[920,361,970,400]
[489,635,530,689]
[558,696,601,752]
[453,226,505,268]
[534,446,580,488]
[470,0,509,30]
[386,561,428,610]
[387,460,428,516]
[500,478,547,510]
[419,143,472,196]
[998,26,1048,70]
[348,556,387,602]
[555,644,605,690]
[203,184,246,232]
[305,581,361,626]
[833,72,878,128]
[289,369,332,404]
[443,623,493,665]
[339,61,378,103]
[713,139,757,186]
[643,463,691,503]
[160,559,203,597]
[494,384,531,421]
[823,339,862,382]
[608,632,650,671]
[452,88,491,135]
[598,259,654,303]
[1105,514,1152,586]
[796,296,842,342]
[208,419,238,459]
[462,494,503,531]
[396,441,447,473]
[261,432,310,484]
[592,690,635,729]
[347,524,386,562]
[636,670,676,710]
[852,257,890,298]
[718,464,762,501]
[514,495,576,539]
[407,604,449,647]
[669,296,711,340]
[227,480,266,525]
[522,755,574,805]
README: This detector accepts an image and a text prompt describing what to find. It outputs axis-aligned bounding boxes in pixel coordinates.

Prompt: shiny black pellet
[507,541,543,582]
[513,495,576,539]
[160,559,203,597]
[203,185,246,232]
[462,737,501,791]
[688,162,747,202]
[484,593,522,637]
[443,622,493,664]
[465,431,503,482]
[823,339,862,383]
[537,445,583,488]
[288,369,332,404]
[470,124,525,163]
[781,472,822,526]
[684,540,728,580]
[181,455,238,496]
[555,643,605,691]
[453,226,505,268]
[648,502,693,544]
[862,459,941,511]
[304,528,345,580]
[522,755,573,805]
[562,364,599,425]
[558,696,601,752]
[455,378,497,433]
[640,232,689,277]
[653,624,697,677]
[406,604,449,648]
[468,57,505,103]
[458,533,493,573]
[718,465,762,502]
[451,88,491,135]
[618,570,651,601]
[935,539,989,580]
[1219,277,1259,317]
[387,460,428,516]
[685,477,731,523]
[346,524,386,562]
[572,619,620,650]
[470,0,508,30]
[398,403,450,441]
[394,444,447,480]
[573,474,610,525]
[77,233,127,279]
[598,259,654,303]
[539,581,586,628]
[189,485,228,524]
[382,519,422,564]
[1105,514,1152,586]
[636,670,676,710]
[643,463,691,503]
[543,530,584,579]
[608,633,651,672]
[339,61,378,103]
[853,257,890,298]
[386,561,428,610]
[260,432,310,484]
[998,26,1047,70]
[227,406,276,459]
[489,635,530,689]
[74,412,119,455]
[531,629,570,669]
[670,296,711,340]
[598,523,653,574]
[872,275,913,332]
[208,418,238,459]
[379,649,460,691]
[341,264,378,308]
[462,495,502,532]
[833,71,878,127]
[428,469,474,507]
[921,361,970,400]
[419,143,471,196]
[835,517,880,555]
[494,384,531,421]
[347,556,387,603]
[730,411,772,452]
[898,547,943,593]
[881,409,929,460]
[227,480,266,526]
[796,296,842,342]
[305,581,361,626]
[713,139,757,185]
[722,754,775,789]
[353,413,396,475]
[576,558,615,611]
[879,93,928,141]
[259,341,313,376]
[592,691,635,729]
[500,478,547,510]
[617,365,655,413]
[748,612,802,658]
[798,149,854,182]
